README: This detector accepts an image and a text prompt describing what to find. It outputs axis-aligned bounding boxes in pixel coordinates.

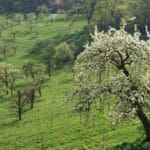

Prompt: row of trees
[0,15,75,120]
[0,61,47,120]
[0,0,52,13]
[69,0,150,35]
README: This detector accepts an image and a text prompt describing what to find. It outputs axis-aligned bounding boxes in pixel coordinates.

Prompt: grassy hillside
[0,14,150,150]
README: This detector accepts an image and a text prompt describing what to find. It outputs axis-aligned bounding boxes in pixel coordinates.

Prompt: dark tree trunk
[31,89,35,109]
[17,91,22,121]
[123,67,129,77]
[4,68,8,94]
[3,48,6,58]
[48,62,51,78]
[39,89,42,96]
[19,108,22,121]
[137,107,150,141]
[121,65,150,141]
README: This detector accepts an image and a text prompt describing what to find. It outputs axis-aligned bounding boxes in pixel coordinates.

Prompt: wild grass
[0,14,149,150]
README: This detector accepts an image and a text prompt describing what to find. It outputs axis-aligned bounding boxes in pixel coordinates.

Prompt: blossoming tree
[72,25,150,141]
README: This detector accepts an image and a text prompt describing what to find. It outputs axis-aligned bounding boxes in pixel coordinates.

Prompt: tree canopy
[72,24,150,140]
[0,0,51,13]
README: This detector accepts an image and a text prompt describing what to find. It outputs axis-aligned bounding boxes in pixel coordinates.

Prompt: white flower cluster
[73,25,150,122]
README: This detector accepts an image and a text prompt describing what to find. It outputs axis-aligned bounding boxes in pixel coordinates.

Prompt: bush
[54,42,74,67]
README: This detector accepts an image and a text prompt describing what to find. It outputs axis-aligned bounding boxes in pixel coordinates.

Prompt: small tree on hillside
[36,4,49,15]
[11,30,18,40]
[33,77,47,97]
[12,45,18,54]
[72,25,150,141]
[55,42,74,67]
[12,14,24,24]
[27,13,36,32]
[0,62,19,95]
[43,45,55,77]
[13,86,28,121]
[7,20,14,29]
[22,62,40,80]
[0,43,8,58]
[38,12,45,21]
[8,72,18,97]
[21,84,36,109]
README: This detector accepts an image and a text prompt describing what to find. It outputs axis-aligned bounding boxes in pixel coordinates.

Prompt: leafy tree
[89,0,131,31]
[127,0,150,35]
[12,45,18,54]
[32,77,47,97]
[12,14,24,24]
[38,12,45,21]
[28,86,35,109]
[8,72,19,98]
[72,25,150,141]
[43,45,55,77]
[0,0,52,13]
[65,0,97,24]
[14,86,28,121]
[22,62,40,80]
[6,19,14,29]
[16,90,25,120]
[0,62,19,95]
[36,4,49,15]
[0,43,8,58]
[26,13,36,32]
[55,42,74,66]
[22,83,36,109]
[11,30,18,40]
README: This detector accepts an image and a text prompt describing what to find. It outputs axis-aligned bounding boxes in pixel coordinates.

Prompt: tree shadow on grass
[0,119,18,129]
[107,139,150,150]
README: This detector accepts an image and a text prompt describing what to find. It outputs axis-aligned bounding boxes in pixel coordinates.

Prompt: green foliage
[22,61,42,80]
[108,140,150,150]
[0,0,52,13]
[0,62,19,95]
[53,25,91,57]
[36,4,49,15]
[0,13,149,149]
[12,13,24,24]
[72,25,150,139]
[0,42,8,58]
[26,13,36,23]
[54,42,74,67]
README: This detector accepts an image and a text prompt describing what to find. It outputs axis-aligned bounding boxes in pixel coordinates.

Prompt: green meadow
[0,14,150,150]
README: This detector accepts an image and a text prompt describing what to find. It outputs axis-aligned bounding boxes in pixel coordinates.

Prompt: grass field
[0,14,150,150]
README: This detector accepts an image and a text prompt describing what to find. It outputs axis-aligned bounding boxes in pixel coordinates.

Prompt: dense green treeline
[69,0,150,35]
[0,0,150,35]
[0,0,52,13]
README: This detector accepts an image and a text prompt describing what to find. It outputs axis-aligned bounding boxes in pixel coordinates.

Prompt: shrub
[54,42,74,66]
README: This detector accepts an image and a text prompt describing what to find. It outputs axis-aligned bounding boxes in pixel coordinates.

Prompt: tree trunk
[48,60,51,78]
[10,87,13,98]
[31,89,35,109]
[121,65,150,141]
[39,89,42,96]
[19,108,22,121]
[137,107,150,141]
[4,68,8,94]
[18,91,22,121]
